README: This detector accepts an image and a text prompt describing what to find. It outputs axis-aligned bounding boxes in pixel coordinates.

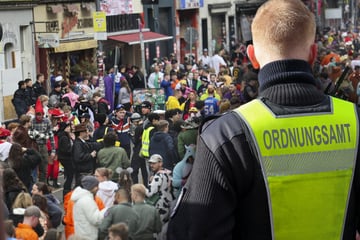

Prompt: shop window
[4,43,15,69]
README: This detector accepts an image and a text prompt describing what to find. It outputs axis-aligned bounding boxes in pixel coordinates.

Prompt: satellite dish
[184,27,198,44]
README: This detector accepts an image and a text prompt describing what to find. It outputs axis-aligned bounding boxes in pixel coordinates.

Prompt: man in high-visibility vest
[167,0,360,239]
[140,113,160,159]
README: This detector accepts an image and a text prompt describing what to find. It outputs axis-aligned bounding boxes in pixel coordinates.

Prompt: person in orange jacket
[62,190,105,239]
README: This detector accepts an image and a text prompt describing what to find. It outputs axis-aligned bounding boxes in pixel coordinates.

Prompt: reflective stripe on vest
[141,126,154,158]
[235,98,358,239]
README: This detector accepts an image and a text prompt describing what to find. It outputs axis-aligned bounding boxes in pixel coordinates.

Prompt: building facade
[0,0,36,121]
[33,0,97,91]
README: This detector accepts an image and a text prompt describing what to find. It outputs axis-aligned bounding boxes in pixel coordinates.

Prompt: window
[4,43,15,69]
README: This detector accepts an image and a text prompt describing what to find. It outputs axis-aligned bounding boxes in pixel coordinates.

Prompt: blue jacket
[149,131,179,170]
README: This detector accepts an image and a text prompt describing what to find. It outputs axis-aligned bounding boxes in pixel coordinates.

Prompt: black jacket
[57,132,73,164]
[12,89,28,118]
[33,81,47,99]
[131,71,145,90]
[167,59,360,240]
[72,138,101,174]
[24,86,36,107]
[149,131,179,170]
[72,138,103,173]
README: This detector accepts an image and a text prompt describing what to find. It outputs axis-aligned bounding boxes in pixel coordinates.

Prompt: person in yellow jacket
[166,90,184,111]
[199,84,221,101]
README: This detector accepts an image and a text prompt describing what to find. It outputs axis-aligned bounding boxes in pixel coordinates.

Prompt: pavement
[51,173,65,205]
[49,173,65,231]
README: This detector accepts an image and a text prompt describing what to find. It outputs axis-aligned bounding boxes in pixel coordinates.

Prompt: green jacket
[97,146,130,182]
[99,203,139,240]
[177,128,198,160]
[133,202,162,240]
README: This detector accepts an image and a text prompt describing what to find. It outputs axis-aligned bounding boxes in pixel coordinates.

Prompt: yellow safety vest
[140,126,154,158]
[96,127,120,147]
[235,97,358,239]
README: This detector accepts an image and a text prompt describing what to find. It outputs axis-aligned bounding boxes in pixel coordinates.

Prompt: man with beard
[146,154,174,225]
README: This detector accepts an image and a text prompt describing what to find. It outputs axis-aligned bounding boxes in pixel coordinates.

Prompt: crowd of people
[4,0,360,239]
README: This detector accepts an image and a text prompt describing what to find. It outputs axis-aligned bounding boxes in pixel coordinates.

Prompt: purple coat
[104,74,114,111]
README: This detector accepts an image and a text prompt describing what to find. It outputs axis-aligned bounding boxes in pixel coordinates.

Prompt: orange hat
[35,98,44,115]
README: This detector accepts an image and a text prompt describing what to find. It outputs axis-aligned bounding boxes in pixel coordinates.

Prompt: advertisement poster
[100,0,133,15]
[133,88,166,111]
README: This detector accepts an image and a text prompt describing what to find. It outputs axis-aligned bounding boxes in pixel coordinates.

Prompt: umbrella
[321,53,341,66]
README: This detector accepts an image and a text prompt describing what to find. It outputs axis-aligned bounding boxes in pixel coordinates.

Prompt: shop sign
[93,11,107,32]
[38,34,59,48]
[54,39,97,53]
[325,8,342,19]
[180,0,204,9]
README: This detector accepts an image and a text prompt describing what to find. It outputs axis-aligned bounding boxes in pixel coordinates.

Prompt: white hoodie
[71,186,106,240]
[96,181,118,208]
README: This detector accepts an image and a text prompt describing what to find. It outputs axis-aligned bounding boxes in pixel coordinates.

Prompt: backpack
[98,98,111,114]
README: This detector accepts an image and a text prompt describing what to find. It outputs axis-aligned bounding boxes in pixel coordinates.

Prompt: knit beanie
[81,176,99,191]
[95,113,107,125]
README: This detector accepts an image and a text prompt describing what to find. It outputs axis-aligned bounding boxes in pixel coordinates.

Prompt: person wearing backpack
[93,92,111,115]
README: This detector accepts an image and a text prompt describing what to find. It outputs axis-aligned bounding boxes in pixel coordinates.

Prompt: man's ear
[308,43,318,66]
[247,45,260,69]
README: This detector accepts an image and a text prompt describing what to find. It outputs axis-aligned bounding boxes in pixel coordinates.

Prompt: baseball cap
[115,104,125,111]
[200,76,209,82]
[148,154,163,163]
[141,101,152,109]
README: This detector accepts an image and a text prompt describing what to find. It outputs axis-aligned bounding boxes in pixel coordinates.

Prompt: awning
[54,39,98,53]
[108,32,173,45]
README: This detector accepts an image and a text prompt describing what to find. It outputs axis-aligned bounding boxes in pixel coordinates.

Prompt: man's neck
[22,218,33,227]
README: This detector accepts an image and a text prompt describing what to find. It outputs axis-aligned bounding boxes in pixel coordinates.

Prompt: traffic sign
[184,27,198,44]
